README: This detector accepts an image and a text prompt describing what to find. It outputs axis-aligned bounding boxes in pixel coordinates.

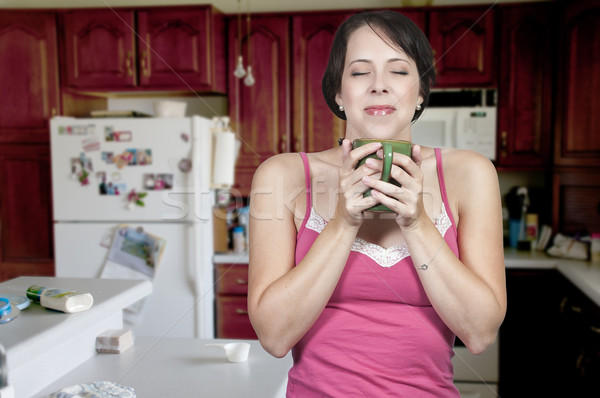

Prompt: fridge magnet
[181,132,190,142]
[101,152,114,164]
[59,124,95,135]
[178,158,192,173]
[113,151,133,169]
[108,225,166,275]
[97,172,107,194]
[70,154,93,185]
[104,126,133,142]
[125,149,137,165]
[136,149,152,165]
[105,182,126,195]
[82,137,100,152]
[143,173,173,190]
[127,189,148,209]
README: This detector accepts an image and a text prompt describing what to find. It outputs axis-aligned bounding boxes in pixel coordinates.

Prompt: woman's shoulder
[251,152,306,190]
[438,147,499,200]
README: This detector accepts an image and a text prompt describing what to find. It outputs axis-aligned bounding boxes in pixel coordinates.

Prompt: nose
[370,73,389,95]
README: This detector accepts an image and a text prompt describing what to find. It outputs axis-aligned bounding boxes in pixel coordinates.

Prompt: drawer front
[216,264,249,295]
[216,295,257,339]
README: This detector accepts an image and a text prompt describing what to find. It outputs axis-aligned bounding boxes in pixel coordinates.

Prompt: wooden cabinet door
[61,9,136,88]
[552,169,600,236]
[0,12,59,144]
[429,7,495,87]
[0,145,54,281]
[292,12,351,153]
[496,4,553,168]
[554,0,600,167]
[228,16,290,196]
[137,7,225,92]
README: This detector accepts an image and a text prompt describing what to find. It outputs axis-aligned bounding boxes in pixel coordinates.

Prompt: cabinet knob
[235,278,248,285]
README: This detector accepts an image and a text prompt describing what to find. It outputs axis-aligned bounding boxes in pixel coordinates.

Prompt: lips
[364,105,396,116]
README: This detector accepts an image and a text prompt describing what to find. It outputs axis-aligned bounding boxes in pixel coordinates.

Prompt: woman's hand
[361,144,427,230]
[335,139,382,228]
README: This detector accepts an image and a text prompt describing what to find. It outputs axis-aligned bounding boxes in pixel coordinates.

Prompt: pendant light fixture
[233,0,246,79]
[243,0,255,86]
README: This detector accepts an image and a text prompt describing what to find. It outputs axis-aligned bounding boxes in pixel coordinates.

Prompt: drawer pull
[235,308,249,315]
[235,278,248,285]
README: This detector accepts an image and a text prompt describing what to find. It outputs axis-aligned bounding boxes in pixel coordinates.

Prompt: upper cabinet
[59,6,226,93]
[0,11,60,143]
[136,7,225,91]
[554,0,600,167]
[61,10,136,88]
[428,7,495,87]
[496,3,554,168]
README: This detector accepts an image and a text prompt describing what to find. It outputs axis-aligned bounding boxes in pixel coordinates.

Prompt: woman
[248,10,505,396]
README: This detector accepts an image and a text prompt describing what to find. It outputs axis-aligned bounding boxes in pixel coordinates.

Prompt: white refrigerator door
[50,116,213,222]
[54,221,215,339]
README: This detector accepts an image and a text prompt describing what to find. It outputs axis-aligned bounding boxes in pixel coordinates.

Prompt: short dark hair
[322,10,436,122]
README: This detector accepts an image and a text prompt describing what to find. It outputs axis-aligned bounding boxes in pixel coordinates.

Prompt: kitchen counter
[504,248,600,306]
[36,338,292,398]
[0,277,152,398]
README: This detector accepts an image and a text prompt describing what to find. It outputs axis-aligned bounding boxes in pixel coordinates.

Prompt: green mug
[352,138,413,212]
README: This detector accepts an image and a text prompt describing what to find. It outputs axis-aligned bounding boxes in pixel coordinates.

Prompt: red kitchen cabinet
[228,16,290,196]
[215,263,257,339]
[428,7,495,87]
[61,9,137,89]
[0,145,54,281]
[552,168,600,236]
[60,7,225,92]
[554,0,600,167]
[136,7,225,92]
[292,12,352,153]
[0,11,60,143]
[496,3,554,168]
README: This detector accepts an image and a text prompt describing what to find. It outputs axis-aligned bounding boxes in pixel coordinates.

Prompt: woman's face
[336,25,423,141]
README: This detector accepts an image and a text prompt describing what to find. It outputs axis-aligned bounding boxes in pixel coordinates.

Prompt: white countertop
[504,248,600,306]
[0,277,152,398]
[214,249,600,307]
[36,338,292,398]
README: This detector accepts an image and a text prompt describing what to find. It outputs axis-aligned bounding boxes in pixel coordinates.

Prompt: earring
[339,105,344,112]
[416,104,422,111]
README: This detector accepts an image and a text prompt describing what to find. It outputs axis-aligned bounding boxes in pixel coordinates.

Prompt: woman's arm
[248,142,382,357]
[367,148,506,354]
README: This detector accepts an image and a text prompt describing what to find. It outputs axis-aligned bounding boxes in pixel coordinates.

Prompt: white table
[36,337,292,398]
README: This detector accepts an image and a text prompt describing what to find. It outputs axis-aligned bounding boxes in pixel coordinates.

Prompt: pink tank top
[288,148,460,397]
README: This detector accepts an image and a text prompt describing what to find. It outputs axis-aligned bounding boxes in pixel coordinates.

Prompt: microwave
[412,89,497,160]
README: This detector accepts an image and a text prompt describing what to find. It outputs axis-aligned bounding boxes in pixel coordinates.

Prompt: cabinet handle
[51,108,57,117]
[141,50,150,77]
[500,131,507,158]
[126,51,133,77]
[235,278,248,285]
[280,134,287,153]
[235,308,249,315]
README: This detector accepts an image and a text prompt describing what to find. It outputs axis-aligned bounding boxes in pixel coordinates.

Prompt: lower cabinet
[215,263,257,339]
[500,268,600,397]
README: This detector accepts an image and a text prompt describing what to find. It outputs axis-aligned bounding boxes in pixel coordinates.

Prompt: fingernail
[365,158,377,166]
[362,175,372,183]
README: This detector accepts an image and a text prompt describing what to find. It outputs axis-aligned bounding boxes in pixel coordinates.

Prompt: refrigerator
[50,115,221,339]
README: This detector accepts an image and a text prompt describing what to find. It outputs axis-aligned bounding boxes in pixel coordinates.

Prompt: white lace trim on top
[304,203,453,268]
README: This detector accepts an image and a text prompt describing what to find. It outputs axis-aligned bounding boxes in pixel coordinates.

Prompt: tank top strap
[434,148,458,235]
[298,152,312,239]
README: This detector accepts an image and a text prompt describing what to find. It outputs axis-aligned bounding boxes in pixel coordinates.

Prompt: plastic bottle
[591,233,600,264]
[232,226,246,254]
[26,285,94,313]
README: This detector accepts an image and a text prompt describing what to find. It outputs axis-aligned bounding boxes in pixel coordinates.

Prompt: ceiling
[0,0,548,13]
